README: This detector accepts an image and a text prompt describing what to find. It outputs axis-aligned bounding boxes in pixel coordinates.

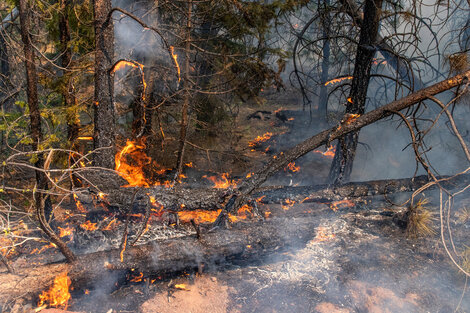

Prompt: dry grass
[461,246,470,275]
[456,207,470,224]
[447,53,469,74]
[406,198,436,238]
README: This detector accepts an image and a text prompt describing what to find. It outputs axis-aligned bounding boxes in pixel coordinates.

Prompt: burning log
[78,172,470,212]
[0,215,319,303]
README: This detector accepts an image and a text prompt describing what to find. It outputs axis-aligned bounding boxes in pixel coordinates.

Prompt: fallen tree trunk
[0,215,320,304]
[79,173,470,212]
[231,69,470,210]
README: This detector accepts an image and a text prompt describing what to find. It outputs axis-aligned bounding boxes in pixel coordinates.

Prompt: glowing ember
[130,272,144,283]
[98,192,106,200]
[347,97,353,104]
[311,226,336,243]
[73,194,87,213]
[281,199,296,210]
[37,272,71,309]
[248,132,273,148]
[286,162,300,172]
[120,235,127,262]
[115,140,152,187]
[330,199,355,211]
[185,162,193,167]
[77,136,93,140]
[80,220,97,231]
[170,46,181,83]
[58,226,73,239]
[103,218,118,231]
[203,173,237,189]
[236,204,252,220]
[324,76,353,86]
[342,113,360,124]
[174,284,190,290]
[178,210,220,224]
[313,145,336,159]
[264,210,272,218]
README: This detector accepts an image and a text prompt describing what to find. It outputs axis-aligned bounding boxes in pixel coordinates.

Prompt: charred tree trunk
[18,0,76,262]
[328,0,383,185]
[339,0,419,89]
[0,216,319,303]
[175,0,192,179]
[318,0,331,118]
[93,0,116,169]
[59,0,81,187]
[18,0,49,215]
[225,69,470,212]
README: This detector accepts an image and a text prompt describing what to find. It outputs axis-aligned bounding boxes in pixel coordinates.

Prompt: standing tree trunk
[328,0,383,184]
[18,0,52,218]
[318,0,331,119]
[93,0,116,169]
[175,0,192,179]
[59,0,81,187]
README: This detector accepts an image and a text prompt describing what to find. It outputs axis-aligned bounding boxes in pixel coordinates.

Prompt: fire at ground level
[2,189,470,313]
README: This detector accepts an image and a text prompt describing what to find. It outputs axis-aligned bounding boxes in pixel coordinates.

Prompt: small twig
[130,194,151,246]
[0,253,14,274]
[190,219,201,240]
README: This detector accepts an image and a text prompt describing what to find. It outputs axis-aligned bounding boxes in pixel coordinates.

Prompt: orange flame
[130,271,144,283]
[120,235,127,263]
[80,220,97,231]
[342,113,360,124]
[286,162,300,172]
[281,199,296,210]
[311,226,336,243]
[203,173,237,189]
[73,194,87,213]
[115,140,152,187]
[58,226,74,239]
[313,145,336,159]
[329,199,355,211]
[324,76,353,86]
[103,218,118,231]
[38,272,71,309]
[170,46,181,83]
[248,132,273,148]
[77,136,93,141]
[112,60,147,101]
[174,283,190,290]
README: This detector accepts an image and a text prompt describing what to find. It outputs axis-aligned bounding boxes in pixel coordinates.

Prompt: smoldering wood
[0,215,319,303]
[77,172,470,212]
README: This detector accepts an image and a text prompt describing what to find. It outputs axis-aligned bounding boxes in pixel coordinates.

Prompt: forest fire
[330,199,355,211]
[324,76,353,86]
[313,145,336,159]
[203,173,237,189]
[37,272,71,310]
[286,161,300,172]
[248,132,273,148]
[80,220,98,231]
[311,226,336,243]
[115,140,152,187]
[111,60,147,100]
[73,194,87,213]
[170,46,181,82]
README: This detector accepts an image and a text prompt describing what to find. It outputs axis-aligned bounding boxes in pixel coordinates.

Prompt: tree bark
[93,0,116,168]
[228,69,470,211]
[318,0,331,118]
[59,0,81,188]
[79,173,470,213]
[328,0,383,184]
[175,0,193,179]
[0,216,319,303]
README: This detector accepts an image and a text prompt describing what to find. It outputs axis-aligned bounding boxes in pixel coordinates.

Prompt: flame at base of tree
[38,272,72,310]
[115,140,152,187]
